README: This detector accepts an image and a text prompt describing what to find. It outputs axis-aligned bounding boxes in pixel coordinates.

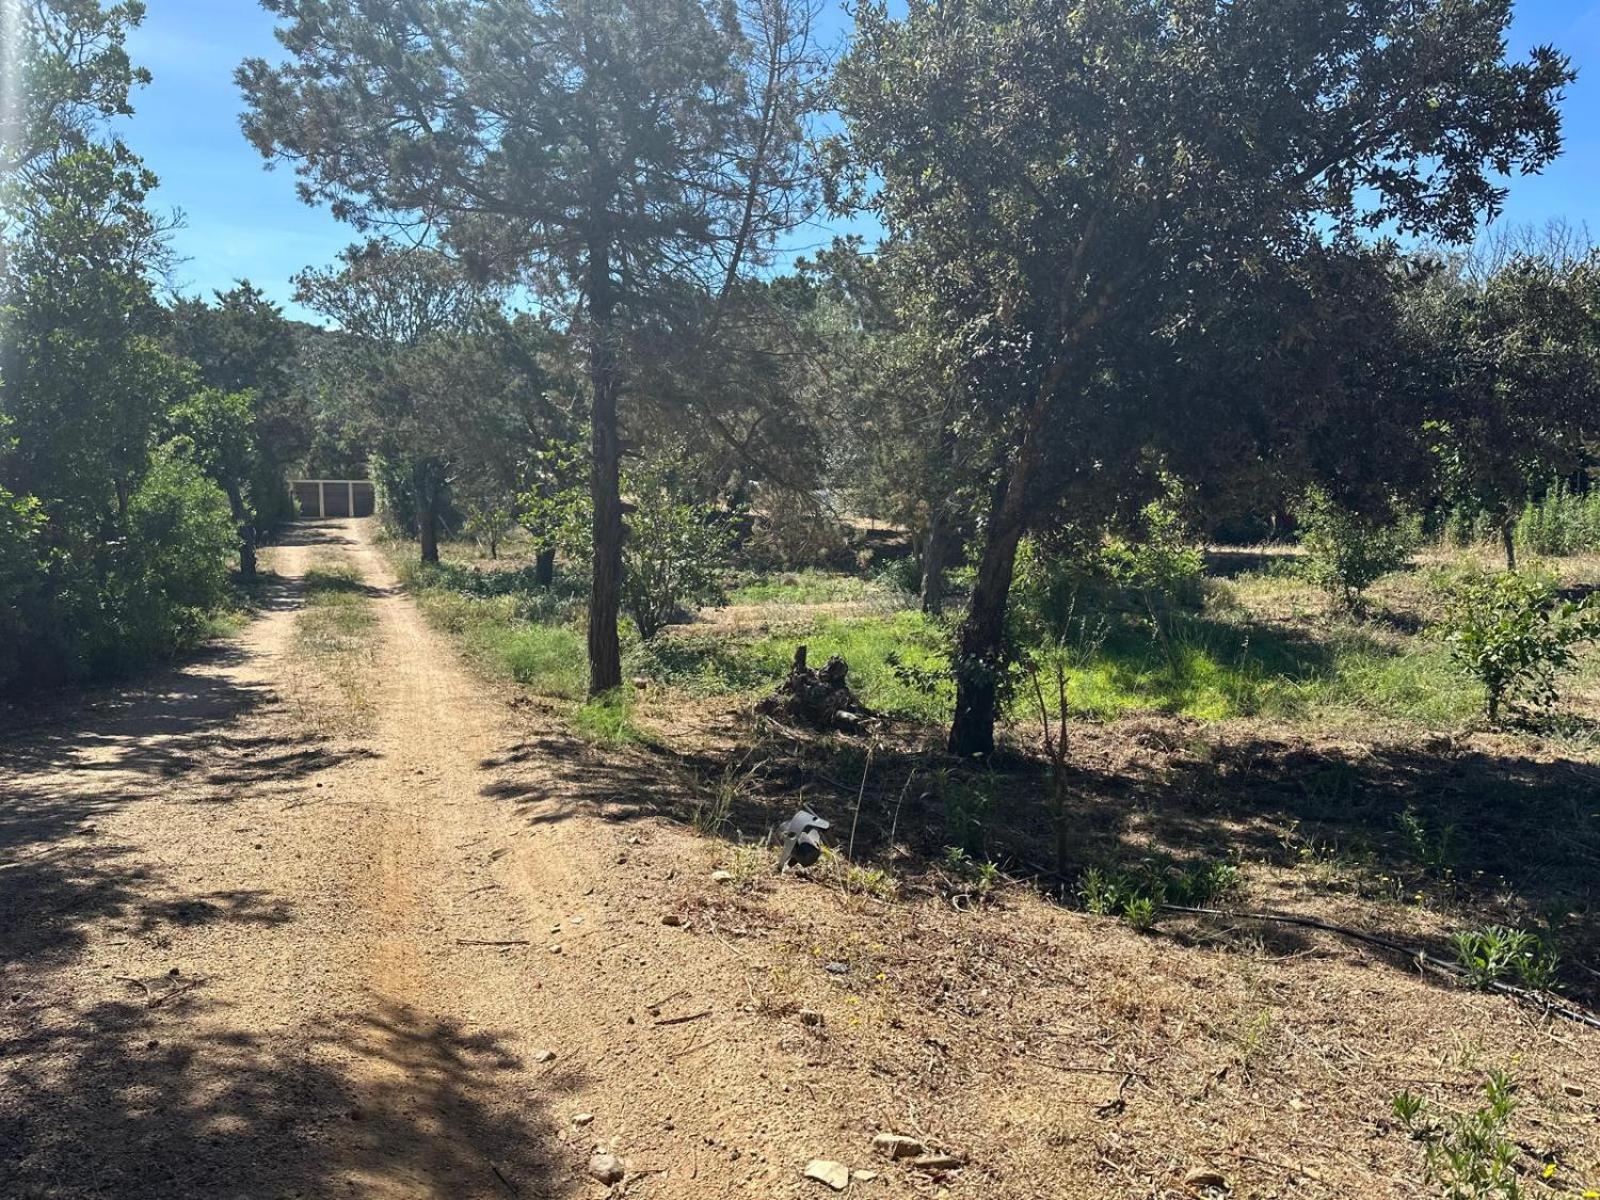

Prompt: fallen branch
[1164,905,1600,1033]
[654,1009,712,1026]
[455,938,530,947]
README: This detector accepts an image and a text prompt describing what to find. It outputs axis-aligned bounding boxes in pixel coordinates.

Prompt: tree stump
[757,645,874,729]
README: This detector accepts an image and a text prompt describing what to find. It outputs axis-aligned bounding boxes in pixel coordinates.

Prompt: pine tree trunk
[948,518,1025,758]
[534,547,556,588]
[1501,517,1517,572]
[587,244,624,697]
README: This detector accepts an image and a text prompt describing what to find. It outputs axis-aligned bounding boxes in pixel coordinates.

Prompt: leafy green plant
[1121,895,1159,932]
[574,688,647,746]
[1075,856,1241,931]
[1439,568,1599,724]
[1398,804,1457,881]
[939,846,1000,901]
[1449,925,1560,992]
[1295,487,1421,612]
[620,452,736,640]
[1393,1072,1523,1199]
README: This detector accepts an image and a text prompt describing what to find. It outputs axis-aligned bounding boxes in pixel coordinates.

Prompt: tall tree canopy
[834,0,1574,755]
[238,0,824,694]
[294,241,489,563]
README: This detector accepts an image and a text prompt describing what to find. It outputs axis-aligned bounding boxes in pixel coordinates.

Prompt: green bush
[1438,568,1599,724]
[621,455,735,639]
[0,487,47,689]
[111,453,239,666]
[1295,487,1421,611]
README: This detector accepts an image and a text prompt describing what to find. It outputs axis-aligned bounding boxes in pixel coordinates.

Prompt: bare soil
[3,520,1597,1199]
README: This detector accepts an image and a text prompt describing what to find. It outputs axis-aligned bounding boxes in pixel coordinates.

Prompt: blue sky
[125,0,1600,322]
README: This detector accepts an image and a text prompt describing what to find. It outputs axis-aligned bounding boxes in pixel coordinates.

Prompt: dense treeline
[0,1,320,690]
[4,0,1599,745]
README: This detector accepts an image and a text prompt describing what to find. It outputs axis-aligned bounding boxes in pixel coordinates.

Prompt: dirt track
[6,520,1598,1200]
[0,520,842,1199]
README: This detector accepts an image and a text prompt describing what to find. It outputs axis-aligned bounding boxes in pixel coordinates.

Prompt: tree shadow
[0,995,570,1199]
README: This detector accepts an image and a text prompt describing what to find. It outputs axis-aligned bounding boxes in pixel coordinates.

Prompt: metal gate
[290,480,376,520]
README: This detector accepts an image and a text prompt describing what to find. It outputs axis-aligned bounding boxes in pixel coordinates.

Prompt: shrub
[0,487,46,689]
[622,455,735,639]
[91,452,237,672]
[1438,568,1599,724]
[1295,487,1421,611]
[1515,482,1600,558]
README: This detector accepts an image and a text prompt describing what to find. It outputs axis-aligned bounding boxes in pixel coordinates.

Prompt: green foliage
[1438,568,1600,723]
[0,487,47,688]
[1514,483,1600,558]
[621,452,735,640]
[574,689,647,746]
[727,570,885,606]
[1449,926,1560,992]
[633,612,954,722]
[1394,1072,1524,1200]
[106,452,238,670]
[938,846,1000,901]
[1077,856,1242,930]
[1295,488,1421,611]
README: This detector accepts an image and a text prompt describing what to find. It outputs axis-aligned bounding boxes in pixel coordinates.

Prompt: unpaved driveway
[0,520,841,1199]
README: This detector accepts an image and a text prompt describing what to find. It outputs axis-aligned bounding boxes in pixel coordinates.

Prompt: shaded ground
[4,521,1598,1199]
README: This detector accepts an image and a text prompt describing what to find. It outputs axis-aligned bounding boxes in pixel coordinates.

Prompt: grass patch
[634,604,1484,729]
[296,565,377,652]
[726,570,888,606]
[574,688,649,746]
[290,561,379,729]
[403,561,590,700]
[633,611,953,723]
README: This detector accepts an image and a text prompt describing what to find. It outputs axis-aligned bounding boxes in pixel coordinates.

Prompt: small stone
[1564,1083,1584,1097]
[803,1160,850,1191]
[572,1113,594,1127]
[1183,1167,1229,1192]
[549,944,563,954]
[799,1010,826,1028]
[823,961,849,975]
[871,1134,924,1159]
[911,1154,963,1172]
[711,870,734,884]
[662,913,685,927]
[533,1049,556,1063]
[588,1152,625,1185]
[852,1170,879,1182]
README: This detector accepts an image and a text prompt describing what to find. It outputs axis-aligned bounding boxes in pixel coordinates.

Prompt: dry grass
[283,556,380,733]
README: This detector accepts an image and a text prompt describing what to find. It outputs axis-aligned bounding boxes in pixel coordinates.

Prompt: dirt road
[0,521,841,1199]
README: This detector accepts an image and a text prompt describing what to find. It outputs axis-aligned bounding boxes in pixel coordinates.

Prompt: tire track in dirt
[0,521,572,1199]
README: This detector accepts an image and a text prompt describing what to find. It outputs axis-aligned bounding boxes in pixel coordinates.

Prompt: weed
[1398,804,1457,881]
[697,757,759,836]
[727,570,886,606]
[574,689,646,746]
[1393,1071,1523,1199]
[1075,855,1241,931]
[1449,925,1560,992]
[1121,895,1159,932]
[939,846,1000,902]
[718,843,773,891]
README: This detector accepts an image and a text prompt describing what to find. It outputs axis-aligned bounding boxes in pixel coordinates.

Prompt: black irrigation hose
[1161,905,1600,1034]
